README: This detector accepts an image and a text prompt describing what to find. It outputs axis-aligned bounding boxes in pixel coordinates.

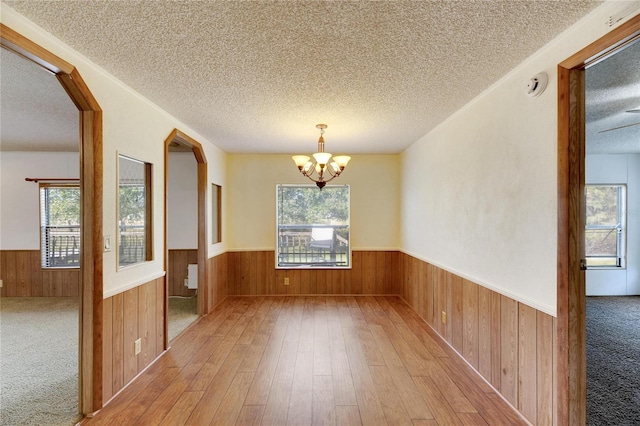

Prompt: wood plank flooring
[85,296,527,425]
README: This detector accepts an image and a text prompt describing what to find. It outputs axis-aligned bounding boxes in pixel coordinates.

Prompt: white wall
[400,3,640,315]
[0,152,79,249]
[227,155,400,251]
[1,5,228,298]
[167,152,198,249]
[586,154,640,296]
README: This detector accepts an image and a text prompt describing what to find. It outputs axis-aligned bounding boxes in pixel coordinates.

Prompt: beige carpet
[0,297,80,426]
[168,296,198,342]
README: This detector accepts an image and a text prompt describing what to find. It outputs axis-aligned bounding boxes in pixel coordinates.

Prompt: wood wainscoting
[400,252,556,425]
[102,277,165,403]
[101,252,228,404]
[0,250,80,297]
[227,250,400,295]
[168,249,197,297]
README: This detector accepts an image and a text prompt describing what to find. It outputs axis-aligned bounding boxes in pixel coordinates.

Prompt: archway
[1,24,103,414]
[164,129,208,348]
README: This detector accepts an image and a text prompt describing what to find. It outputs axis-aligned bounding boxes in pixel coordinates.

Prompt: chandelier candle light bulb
[292,124,351,189]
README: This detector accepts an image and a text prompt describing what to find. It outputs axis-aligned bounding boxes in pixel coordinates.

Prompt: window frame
[117,153,153,269]
[212,183,222,244]
[39,182,81,269]
[584,184,626,269]
[276,184,351,269]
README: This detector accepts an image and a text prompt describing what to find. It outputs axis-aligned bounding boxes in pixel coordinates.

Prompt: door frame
[556,14,640,425]
[1,24,103,414]
[163,129,208,348]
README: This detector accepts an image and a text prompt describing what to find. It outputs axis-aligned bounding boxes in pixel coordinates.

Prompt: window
[118,154,152,268]
[585,184,626,268]
[40,184,80,268]
[212,183,222,243]
[276,184,350,268]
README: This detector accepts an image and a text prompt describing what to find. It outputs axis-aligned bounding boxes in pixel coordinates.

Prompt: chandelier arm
[301,163,317,179]
[322,173,340,184]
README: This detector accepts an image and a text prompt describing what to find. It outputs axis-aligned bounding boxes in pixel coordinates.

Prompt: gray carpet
[587,296,640,425]
[168,296,198,342]
[0,297,80,426]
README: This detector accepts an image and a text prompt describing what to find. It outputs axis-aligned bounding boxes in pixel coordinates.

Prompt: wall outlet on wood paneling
[0,279,3,288]
[284,277,290,286]
[441,311,447,324]
[134,338,141,355]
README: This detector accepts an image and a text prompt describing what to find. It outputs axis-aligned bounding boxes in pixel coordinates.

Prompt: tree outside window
[585,185,626,268]
[276,184,350,268]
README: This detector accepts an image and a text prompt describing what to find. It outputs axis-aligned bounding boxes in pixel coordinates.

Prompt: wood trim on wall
[1,24,103,415]
[227,250,401,296]
[399,252,556,425]
[557,15,640,426]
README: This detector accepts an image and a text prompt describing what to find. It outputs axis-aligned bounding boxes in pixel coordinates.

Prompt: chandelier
[292,124,351,189]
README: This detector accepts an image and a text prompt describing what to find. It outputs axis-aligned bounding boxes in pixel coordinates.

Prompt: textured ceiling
[586,39,640,154]
[0,48,78,151]
[1,0,606,154]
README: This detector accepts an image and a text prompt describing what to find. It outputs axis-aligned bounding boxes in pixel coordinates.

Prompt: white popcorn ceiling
[2,0,623,154]
[0,48,78,151]
[586,40,640,154]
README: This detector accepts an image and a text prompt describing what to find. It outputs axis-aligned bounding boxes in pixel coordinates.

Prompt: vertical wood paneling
[462,279,479,369]
[102,296,114,402]
[435,268,447,336]
[225,251,399,296]
[156,277,165,355]
[398,253,557,426]
[16,251,29,297]
[500,295,518,407]
[137,282,154,371]
[490,290,502,390]
[29,251,42,296]
[102,277,167,405]
[207,252,228,311]
[256,251,268,295]
[4,251,17,296]
[316,269,328,294]
[374,251,385,294]
[351,251,363,294]
[0,250,81,297]
[417,260,428,321]
[362,252,376,294]
[168,249,197,297]
[477,285,492,382]
[249,251,258,295]
[518,303,538,424]
[123,287,139,384]
[537,311,554,426]
[112,292,124,393]
[450,274,463,352]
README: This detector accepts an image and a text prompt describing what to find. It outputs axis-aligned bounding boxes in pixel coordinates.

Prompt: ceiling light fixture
[292,124,351,190]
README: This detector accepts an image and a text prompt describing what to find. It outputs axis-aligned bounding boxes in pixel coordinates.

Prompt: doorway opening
[557,14,639,425]
[583,37,640,424]
[0,24,103,418]
[164,130,208,346]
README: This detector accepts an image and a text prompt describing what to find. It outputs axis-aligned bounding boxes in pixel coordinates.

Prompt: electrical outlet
[104,235,111,252]
[284,277,290,286]
[134,338,142,355]
[0,279,3,288]
[441,311,447,324]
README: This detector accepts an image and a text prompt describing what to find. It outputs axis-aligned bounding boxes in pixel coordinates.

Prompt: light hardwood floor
[86,296,528,425]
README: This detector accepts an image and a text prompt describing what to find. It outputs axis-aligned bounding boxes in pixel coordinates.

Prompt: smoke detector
[526,72,548,98]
